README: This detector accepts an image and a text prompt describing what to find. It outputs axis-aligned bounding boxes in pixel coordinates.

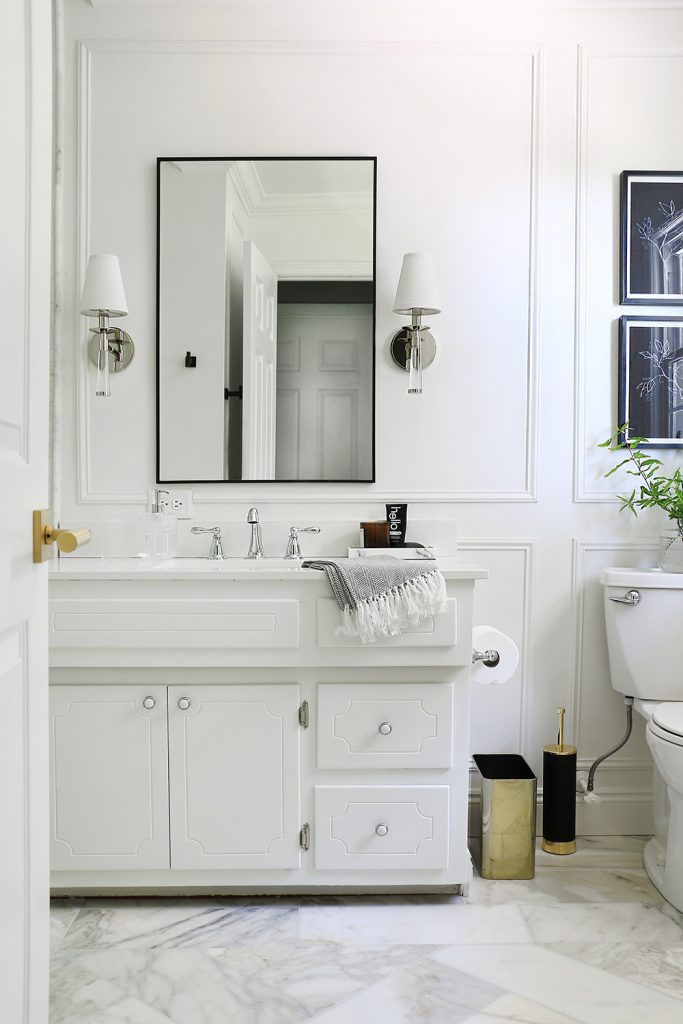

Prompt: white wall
[159,165,227,480]
[54,0,683,834]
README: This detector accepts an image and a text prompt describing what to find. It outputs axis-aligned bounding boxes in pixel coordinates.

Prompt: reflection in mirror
[157,158,376,482]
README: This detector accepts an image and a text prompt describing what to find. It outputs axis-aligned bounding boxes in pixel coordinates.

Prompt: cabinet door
[50,685,170,870]
[169,685,300,869]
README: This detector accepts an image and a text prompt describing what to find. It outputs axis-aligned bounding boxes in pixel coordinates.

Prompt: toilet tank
[601,567,683,701]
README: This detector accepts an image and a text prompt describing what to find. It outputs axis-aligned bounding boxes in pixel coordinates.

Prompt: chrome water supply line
[579,695,634,801]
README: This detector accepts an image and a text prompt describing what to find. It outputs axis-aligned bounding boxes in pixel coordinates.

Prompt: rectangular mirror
[156,157,376,482]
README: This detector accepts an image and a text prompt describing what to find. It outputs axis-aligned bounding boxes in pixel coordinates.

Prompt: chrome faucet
[284,526,320,559]
[191,526,225,560]
[247,507,264,559]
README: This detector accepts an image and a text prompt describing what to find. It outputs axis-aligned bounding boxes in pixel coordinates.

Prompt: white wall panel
[577,46,683,501]
[64,39,539,505]
[570,541,656,764]
[461,542,534,764]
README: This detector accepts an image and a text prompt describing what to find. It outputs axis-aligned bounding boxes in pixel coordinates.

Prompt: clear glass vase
[658,523,683,573]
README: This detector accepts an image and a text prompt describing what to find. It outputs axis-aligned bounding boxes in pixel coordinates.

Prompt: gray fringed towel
[301,556,447,644]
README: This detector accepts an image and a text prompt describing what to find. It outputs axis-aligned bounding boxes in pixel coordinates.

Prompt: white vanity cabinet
[48,559,486,894]
[50,684,170,871]
[168,684,301,870]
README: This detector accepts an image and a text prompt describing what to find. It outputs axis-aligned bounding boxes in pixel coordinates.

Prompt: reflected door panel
[276,304,372,480]
[242,241,278,480]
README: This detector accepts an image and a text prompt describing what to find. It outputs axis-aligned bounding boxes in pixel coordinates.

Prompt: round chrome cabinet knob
[177,697,191,710]
[375,823,389,837]
[142,696,156,710]
[378,722,392,735]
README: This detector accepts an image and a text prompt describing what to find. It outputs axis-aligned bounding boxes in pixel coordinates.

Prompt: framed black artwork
[619,316,683,447]
[620,171,683,304]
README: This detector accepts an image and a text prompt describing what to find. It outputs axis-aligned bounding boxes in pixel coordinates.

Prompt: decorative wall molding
[459,538,536,762]
[568,537,657,761]
[87,0,683,9]
[469,785,654,838]
[573,44,683,504]
[70,38,543,506]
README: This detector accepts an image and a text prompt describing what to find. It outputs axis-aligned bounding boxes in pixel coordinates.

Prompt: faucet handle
[247,507,260,524]
[284,526,321,559]
[191,525,225,559]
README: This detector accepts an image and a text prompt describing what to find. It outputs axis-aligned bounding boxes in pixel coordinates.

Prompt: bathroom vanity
[48,558,486,894]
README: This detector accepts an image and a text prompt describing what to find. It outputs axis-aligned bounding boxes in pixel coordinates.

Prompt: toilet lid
[652,703,683,738]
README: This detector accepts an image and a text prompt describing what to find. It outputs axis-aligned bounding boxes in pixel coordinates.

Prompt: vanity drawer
[317,683,453,769]
[315,598,460,650]
[48,598,300,650]
[314,785,449,870]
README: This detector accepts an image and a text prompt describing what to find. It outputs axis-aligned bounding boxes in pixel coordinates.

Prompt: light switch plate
[148,489,193,519]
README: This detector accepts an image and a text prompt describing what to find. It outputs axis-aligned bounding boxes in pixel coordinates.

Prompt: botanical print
[636,331,683,404]
[637,199,683,281]
[621,172,683,303]
[619,317,683,446]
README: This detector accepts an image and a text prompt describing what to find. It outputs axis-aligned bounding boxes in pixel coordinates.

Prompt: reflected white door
[0,0,51,1019]
[242,241,278,479]
[276,304,373,480]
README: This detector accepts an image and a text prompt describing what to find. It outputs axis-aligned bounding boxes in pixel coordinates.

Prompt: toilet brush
[542,708,577,855]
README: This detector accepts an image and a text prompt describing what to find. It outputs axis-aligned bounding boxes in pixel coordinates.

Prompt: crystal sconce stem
[390,253,441,395]
[79,254,134,398]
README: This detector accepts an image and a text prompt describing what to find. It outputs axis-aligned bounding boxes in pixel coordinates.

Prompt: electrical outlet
[148,489,193,519]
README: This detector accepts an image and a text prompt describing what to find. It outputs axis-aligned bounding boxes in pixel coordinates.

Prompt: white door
[242,241,278,479]
[0,0,51,1019]
[169,685,301,869]
[50,686,170,871]
[275,304,373,479]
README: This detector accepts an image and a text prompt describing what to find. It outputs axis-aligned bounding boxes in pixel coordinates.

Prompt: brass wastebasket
[473,754,537,880]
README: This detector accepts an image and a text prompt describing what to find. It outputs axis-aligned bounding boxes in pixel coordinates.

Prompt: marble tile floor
[51,836,683,1024]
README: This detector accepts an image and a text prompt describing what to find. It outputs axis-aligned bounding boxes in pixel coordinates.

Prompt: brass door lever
[33,509,92,563]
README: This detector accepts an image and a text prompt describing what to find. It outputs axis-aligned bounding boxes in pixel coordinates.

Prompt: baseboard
[468,788,654,838]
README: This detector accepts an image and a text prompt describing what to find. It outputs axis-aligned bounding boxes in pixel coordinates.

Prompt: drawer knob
[378,722,392,735]
[375,823,389,837]
[178,697,191,710]
[142,696,156,710]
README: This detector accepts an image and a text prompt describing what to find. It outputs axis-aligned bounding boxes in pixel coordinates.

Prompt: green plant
[599,427,683,533]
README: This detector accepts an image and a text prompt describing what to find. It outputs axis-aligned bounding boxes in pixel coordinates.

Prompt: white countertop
[49,556,488,582]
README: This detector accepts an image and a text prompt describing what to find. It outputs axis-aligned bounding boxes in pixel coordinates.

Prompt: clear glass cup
[658,527,683,573]
[136,513,176,561]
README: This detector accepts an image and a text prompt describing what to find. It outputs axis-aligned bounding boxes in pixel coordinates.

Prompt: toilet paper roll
[472,626,519,686]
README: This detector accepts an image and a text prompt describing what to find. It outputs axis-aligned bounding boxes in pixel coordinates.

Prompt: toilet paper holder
[472,647,501,668]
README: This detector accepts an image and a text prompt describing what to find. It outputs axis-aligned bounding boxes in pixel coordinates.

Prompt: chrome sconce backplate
[389,327,437,372]
[87,327,135,374]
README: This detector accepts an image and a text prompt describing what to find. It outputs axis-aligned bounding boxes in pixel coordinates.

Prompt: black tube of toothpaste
[386,503,407,547]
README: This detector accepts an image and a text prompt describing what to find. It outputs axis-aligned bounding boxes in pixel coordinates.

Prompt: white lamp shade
[392,252,441,316]
[80,254,128,317]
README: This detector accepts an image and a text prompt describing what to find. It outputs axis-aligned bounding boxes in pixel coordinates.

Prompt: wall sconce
[390,252,441,395]
[80,254,134,397]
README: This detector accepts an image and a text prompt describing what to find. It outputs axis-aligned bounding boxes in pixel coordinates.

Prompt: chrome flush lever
[609,590,641,606]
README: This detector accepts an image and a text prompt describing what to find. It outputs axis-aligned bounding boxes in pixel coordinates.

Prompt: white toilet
[601,567,683,912]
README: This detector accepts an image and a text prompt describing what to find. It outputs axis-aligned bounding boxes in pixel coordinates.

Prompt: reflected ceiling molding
[227,159,374,218]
